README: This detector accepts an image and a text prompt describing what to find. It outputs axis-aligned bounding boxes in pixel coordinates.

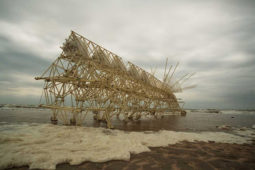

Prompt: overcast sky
[0,0,254,109]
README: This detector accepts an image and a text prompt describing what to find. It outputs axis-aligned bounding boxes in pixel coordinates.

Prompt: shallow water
[0,107,254,132]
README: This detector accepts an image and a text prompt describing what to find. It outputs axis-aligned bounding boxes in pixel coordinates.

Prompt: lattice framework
[35,31,192,128]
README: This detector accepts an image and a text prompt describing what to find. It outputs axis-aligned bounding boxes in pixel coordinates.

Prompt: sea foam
[0,123,254,169]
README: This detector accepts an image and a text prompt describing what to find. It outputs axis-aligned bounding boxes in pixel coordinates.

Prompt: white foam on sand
[0,123,254,170]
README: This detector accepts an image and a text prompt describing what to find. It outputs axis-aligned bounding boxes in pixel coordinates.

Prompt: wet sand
[8,141,255,170]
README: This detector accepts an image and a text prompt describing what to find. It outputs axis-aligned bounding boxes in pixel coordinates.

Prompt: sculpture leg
[104,111,113,129]
[51,109,58,124]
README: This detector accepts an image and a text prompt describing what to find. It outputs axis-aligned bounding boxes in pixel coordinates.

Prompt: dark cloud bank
[0,0,254,109]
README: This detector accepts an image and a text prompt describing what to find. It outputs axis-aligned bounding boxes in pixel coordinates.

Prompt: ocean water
[0,106,254,131]
[0,106,254,169]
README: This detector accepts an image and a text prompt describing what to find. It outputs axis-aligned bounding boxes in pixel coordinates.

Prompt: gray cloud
[0,0,254,109]
[0,34,51,72]
[0,34,51,96]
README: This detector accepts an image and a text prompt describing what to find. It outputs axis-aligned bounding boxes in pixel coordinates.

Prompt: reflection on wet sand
[94,115,181,131]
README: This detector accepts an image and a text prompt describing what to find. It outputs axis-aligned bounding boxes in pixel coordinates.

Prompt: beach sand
[8,141,255,170]
[1,107,255,170]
